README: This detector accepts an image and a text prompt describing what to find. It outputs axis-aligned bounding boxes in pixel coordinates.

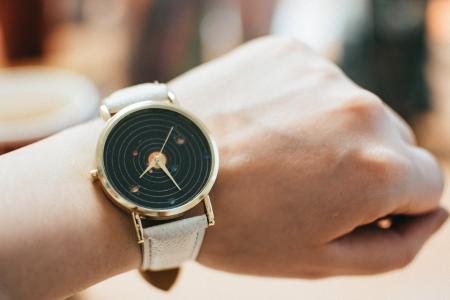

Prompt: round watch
[90,83,219,271]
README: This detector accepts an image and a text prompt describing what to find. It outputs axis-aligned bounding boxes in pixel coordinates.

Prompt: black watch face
[103,107,213,210]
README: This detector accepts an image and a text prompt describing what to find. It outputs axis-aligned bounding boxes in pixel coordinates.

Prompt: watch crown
[89,169,99,181]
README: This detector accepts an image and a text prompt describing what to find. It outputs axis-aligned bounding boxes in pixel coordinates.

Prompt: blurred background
[1,0,450,299]
[1,0,450,153]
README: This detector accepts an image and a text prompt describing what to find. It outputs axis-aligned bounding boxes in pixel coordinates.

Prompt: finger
[327,208,448,274]
[395,146,444,215]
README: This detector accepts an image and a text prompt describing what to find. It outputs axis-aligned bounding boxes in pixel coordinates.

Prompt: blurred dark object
[129,0,276,83]
[140,269,179,291]
[341,0,428,121]
[240,0,276,41]
[130,0,204,83]
[0,0,46,62]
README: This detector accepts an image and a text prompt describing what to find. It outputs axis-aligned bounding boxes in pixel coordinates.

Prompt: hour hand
[157,161,181,190]
[139,158,157,178]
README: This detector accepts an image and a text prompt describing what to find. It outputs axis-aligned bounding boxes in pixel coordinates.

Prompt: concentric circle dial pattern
[103,108,212,209]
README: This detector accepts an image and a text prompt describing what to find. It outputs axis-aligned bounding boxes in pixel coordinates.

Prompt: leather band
[103,82,176,114]
[104,83,207,271]
[142,215,208,270]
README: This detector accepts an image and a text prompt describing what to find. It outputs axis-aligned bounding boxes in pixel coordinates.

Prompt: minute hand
[158,161,181,190]
[160,126,174,153]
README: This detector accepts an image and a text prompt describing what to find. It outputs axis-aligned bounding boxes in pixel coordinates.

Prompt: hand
[139,157,157,178]
[159,126,174,153]
[157,158,182,190]
[170,36,448,277]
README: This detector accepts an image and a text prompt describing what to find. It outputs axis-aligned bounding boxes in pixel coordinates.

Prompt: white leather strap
[103,83,174,114]
[142,215,208,271]
[103,83,207,271]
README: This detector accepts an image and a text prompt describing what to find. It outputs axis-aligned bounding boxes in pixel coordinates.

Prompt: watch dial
[103,107,213,210]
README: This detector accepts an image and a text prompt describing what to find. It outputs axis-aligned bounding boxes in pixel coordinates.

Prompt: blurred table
[76,156,450,300]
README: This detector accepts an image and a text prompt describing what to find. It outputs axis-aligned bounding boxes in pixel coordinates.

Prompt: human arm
[0,36,447,299]
[0,120,140,299]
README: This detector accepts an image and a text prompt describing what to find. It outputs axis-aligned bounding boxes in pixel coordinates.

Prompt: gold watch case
[94,100,219,220]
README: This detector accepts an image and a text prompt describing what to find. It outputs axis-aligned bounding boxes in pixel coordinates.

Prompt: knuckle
[415,147,444,194]
[312,59,346,83]
[319,64,344,80]
[341,91,385,124]
[342,146,412,222]
[351,146,411,188]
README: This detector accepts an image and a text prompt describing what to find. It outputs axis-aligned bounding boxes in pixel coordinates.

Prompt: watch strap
[142,215,208,271]
[103,83,174,114]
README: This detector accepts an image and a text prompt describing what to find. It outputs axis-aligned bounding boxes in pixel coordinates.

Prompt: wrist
[0,119,140,299]
[72,119,142,270]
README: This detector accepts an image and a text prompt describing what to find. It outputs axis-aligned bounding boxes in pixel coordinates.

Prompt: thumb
[326,207,449,275]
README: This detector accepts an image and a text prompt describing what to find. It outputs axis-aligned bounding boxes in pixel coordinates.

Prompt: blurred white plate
[0,67,99,145]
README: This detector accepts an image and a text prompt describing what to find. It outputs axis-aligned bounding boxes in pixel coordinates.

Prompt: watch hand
[160,126,174,153]
[139,158,157,178]
[157,160,181,190]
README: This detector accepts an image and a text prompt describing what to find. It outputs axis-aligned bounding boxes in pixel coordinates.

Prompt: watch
[90,83,219,271]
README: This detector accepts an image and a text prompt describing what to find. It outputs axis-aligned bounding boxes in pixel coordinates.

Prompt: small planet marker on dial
[130,185,139,193]
[175,136,186,145]
[132,150,139,157]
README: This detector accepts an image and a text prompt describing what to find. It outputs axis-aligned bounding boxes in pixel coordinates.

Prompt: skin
[0,36,447,299]
[173,37,448,277]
